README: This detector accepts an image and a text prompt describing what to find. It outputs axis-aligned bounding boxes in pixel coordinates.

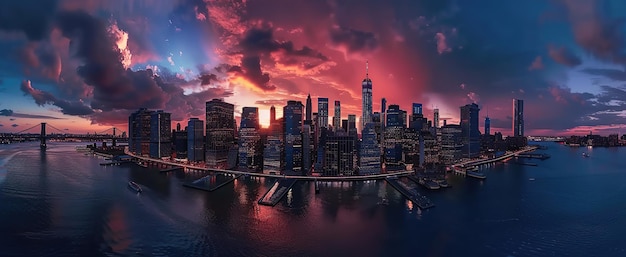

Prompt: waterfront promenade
[123,148,413,181]
[452,146,539,168]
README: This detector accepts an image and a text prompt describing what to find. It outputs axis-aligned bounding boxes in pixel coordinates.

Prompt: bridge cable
[14,124,42,134]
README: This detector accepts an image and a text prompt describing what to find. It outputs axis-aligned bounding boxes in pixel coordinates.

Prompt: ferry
[419,179,441,190]
[128,181,142,193]
[582,152,590,158]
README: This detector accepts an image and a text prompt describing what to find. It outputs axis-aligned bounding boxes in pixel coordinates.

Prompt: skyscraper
[433,108,440,128]
[412,103,423,116]
[317,97,329,128]
[239,107,261,170]
[381,97,387,128]
[306,93,312,123]
[270,105,276,126]
[129,108,153,155]
[149,110,172,158]
[362,61,373,129]
[347,114,357,136]
[284,100,304,172]
[485,116,491,135]
[359,122,381,175]
[187,118,204,162]
[460,103,480,158]
[333,100,341,131]
[513,99,524,137]
[205,98,235,167]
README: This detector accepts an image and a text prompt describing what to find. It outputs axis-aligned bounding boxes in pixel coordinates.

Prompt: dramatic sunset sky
[1,0,626,135]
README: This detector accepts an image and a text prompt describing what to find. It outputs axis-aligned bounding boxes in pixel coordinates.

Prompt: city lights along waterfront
[1,142,626,256]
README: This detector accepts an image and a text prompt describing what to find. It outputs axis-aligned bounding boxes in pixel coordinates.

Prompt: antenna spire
[366,60,369,79]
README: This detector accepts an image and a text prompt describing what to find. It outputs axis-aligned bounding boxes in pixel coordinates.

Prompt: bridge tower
[112,127,117,147]
[40,122,47,150]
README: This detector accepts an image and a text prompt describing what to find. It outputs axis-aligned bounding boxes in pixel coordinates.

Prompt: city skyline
[1,0,626,136]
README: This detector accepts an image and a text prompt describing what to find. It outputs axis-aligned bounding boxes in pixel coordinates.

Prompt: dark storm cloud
[231,27,331,91]
[329,26,379,54]
[20,80,94,115]
[0,109,63,119]
[548,45,582,67]
[0,0,59,40]
[11,124,19,128]
[560,0,626,64]
[200,73,218,85]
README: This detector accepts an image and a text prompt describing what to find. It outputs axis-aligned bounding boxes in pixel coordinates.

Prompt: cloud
[0,109,63,119]
[0,0,59,40]
[329,26,379,56]
[11,124,19,128]
[560,0,626,64]
[528,56,544,71]
[582,68,626,81]
[435,32,451,54]
[254,99,288,106]
[20,80,94,115]
[548,45,582,67]
[0,124,3,127]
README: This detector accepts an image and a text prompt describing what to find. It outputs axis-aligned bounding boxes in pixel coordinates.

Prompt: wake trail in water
[0,151,21,167]
[0,151,22,184]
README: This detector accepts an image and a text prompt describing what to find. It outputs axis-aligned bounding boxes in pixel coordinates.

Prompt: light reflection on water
[0,142,625,256]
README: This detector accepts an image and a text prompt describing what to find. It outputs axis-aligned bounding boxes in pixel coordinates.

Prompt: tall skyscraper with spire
[305,93,312,123]
[362,61,373,130]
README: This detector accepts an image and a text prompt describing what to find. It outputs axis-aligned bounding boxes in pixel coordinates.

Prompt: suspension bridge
[0,123,127,149]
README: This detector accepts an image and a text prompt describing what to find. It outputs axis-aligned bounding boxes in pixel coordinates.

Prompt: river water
[1,142,625,256]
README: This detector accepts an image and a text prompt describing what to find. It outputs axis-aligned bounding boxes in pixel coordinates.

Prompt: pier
[183,173,241,192]
[385,177,435,209]
[160,167,183,173]
[515,153,550,160]
[258,179,298,206]
[124,148,413,181]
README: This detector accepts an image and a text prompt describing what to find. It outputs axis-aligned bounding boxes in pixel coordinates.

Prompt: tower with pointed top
[305,94,312,123]
[362,61,373,130]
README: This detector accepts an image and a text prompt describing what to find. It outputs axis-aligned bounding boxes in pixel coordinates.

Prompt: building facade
[205,99,235,167]
[284,100,304,172]
[513,99,524,137]
[149,110,172,159]
[129,108,153,156]
[460,103,481,158]
[187,118,204,162]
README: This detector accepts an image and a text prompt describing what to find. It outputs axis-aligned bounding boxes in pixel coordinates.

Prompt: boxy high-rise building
[513,99,524,137]
[205,99,235,167]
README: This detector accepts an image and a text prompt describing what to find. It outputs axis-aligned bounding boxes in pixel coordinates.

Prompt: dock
[160,167,183,173]
[407,176,440,190]
[183,173,241,192]
[99,161,120,166]
[258,178,298,206]
[516,153,550,160]
[514,161,538,166]
[385,177,434,209]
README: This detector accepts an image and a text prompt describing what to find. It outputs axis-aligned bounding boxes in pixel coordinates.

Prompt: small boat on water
[529,178,536,181]
[582,152,590,158]
[128,181,142,193]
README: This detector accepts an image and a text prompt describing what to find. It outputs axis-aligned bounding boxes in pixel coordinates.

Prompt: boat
[136,161,148,168]
[582,152,590,158]
[528,178,536,181]
[436,180,451,188]
[128,181,142,193]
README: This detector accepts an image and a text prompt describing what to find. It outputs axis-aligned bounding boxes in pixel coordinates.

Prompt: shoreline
[123,148,413,181]
[122,146,538,181]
